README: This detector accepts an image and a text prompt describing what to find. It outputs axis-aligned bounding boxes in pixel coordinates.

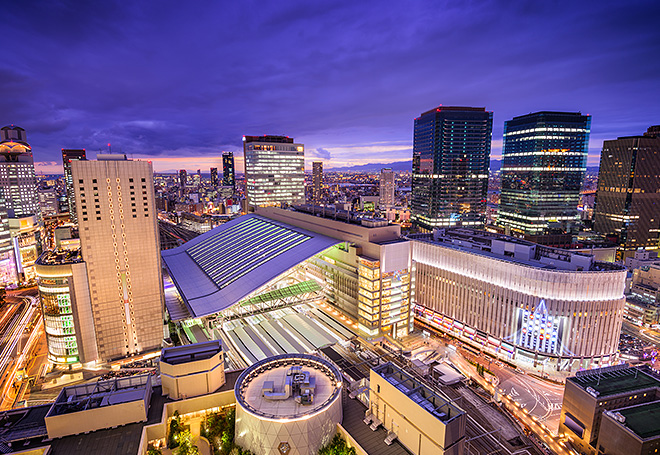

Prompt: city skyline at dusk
[2,0,659,173]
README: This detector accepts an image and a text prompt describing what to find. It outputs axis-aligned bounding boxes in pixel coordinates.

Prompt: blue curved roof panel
[161,214,339,319]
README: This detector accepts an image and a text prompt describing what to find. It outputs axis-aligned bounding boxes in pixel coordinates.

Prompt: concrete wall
[596,413,644,455]
[161,353,225,399]
[369,370,465,455]
[46,399,148,439]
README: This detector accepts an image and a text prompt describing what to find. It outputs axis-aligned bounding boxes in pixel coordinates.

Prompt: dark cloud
[0,0,658,168]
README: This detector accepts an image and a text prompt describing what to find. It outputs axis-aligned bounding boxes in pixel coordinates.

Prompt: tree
[318,434,357,455]
[176,430,200,455]
[169,410,183,448]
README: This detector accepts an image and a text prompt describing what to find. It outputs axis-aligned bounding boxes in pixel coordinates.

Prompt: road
[0,289,44,410]
[333,339,544,455]
[621,320,660,349]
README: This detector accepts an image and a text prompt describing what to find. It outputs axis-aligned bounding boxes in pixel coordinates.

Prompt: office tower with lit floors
[593,126,660,259]
[0,126,40,218]
[498,111,591,241]
[243,135,304,207]
[62,148,86,223]
[72,154,164,361]
[222,151,235,188]
[210,167,218,187]
[312,161,323,203]
[379,168,395,208]
[0,126,43,282]
[411,106,492,230]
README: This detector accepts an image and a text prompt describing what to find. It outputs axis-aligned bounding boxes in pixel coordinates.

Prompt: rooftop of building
[505,111,591,125]
[414,228,625,273]
[342,394,413,455]
[610,400,660,440]
[372,362,464,424]
[235,354,342,419]
[161,340,223,365]
[290,204,394,228]
[568,365,660,398]
[161,214,340,319]
[35,248,83,266]
[243,135,295,144]
[47,374,151,417]
[420,105,489,116]
[0,370,244,454]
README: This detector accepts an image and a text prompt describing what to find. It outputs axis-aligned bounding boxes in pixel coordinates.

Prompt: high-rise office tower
[72,154,163,360]
[411,106,492,230]
[593,126,660,259]
[312,161,323,204]
[379,168,395,208]
[222,151,235,188]
[62,148,86,223]
[38,185,59,216]
[243,135,304,207]
[0,126,40,218]
[179,169,187,197]
[193,169,201,187]
[498,111,591,236]
[210,167,219,187]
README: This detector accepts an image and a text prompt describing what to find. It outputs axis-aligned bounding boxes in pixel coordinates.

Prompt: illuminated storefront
[412,228,627,371]
[35,249,98,366]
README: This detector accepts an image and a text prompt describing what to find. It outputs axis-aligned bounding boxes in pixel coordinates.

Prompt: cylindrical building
[234,354,343,455]
[35,248,98,366]
[412,229,627,372]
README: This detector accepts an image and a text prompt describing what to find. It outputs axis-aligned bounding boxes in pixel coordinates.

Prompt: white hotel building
[411,228,627,372]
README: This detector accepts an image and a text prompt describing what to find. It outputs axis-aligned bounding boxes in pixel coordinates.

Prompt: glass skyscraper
[222,151,235,188]
[498,111,591,236]
[210,167,219,186]
[411,106,493,230]
[243,135,304,207]
[593,126,660,258]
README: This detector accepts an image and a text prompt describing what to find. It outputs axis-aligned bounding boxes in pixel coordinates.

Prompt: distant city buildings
[312,161,323,204]
[72,154,163,360]
[593,126,660,259]
[411,106,492,230]
[222,151,235,188]
[243,135,304,207]
[379,167,394,208]
[498,111,591,238]
[62,148,86,223]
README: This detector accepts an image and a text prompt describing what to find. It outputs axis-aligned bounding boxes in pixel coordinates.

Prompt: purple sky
[2,1,659,173]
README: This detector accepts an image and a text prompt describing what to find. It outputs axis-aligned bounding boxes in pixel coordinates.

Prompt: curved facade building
[35,249,98,365]
[412,229,626,371]
[234,354,343,455]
